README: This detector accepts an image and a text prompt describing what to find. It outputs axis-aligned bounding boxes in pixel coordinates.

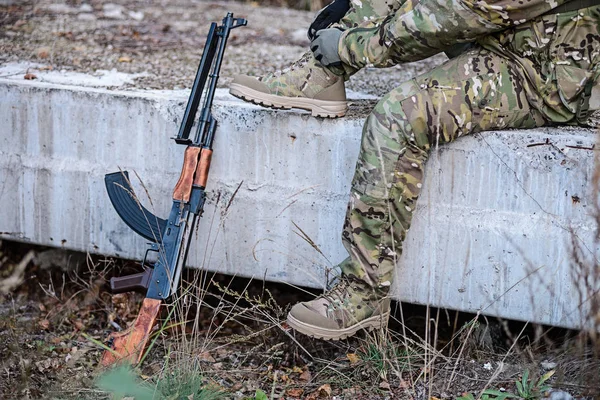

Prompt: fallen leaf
[39,319,50,329]
[199,351,215,363]
[118,56,132,63]
[347,353,359,364]
[292,366,303,374]
[36,47,50,59]
[299,369,311,382]
[379,381,391,390]
[317,383,331,397]
[285,387,303,397]
[73,320,85,330]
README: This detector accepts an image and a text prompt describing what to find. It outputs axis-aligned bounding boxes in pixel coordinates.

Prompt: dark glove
[311,28,343,68]
[307,0,350,41]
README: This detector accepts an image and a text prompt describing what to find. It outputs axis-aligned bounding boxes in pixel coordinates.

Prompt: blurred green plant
[96,365,224,400]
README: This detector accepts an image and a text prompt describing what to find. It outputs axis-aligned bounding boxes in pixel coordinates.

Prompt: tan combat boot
[287,276,390,340]
[229,52,348,118]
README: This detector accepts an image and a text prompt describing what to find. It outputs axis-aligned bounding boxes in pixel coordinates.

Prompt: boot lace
[320,275,361,310]
[270,52,311,78]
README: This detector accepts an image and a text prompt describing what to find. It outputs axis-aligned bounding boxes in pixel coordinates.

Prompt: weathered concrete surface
[1,76,599,330]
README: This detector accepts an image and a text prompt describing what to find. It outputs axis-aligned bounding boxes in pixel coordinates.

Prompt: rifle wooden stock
[101,298,161,366]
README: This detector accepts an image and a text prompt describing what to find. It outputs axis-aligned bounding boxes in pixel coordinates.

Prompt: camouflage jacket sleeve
[337,0,569,68]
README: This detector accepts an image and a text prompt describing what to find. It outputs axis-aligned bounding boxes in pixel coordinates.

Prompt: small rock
[541,360,557,370]
[102,3,125,19]
[290,28,309,45]
[46,4,76,14]
[128,10,144,21]
[79,3,93,12]
[77,13,97,21]
[548,390,573,400]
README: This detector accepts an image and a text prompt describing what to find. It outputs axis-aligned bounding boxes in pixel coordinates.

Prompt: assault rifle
[101,13,247,366]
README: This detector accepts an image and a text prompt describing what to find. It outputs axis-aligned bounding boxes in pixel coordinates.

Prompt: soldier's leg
[341,46,547,290]
[287,46,547,339]
[229,0,402,118]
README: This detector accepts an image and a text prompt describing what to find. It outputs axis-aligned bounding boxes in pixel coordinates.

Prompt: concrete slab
[1,76,598,330]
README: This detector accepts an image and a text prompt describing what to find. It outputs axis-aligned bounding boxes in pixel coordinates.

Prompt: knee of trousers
[368,84,432,151]
[355,90,431,196]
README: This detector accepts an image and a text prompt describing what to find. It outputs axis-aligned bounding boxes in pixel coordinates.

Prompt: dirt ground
[1,0,598,124]
[2,1,600,399]
[1,239,599,400]
[0,0,445,95]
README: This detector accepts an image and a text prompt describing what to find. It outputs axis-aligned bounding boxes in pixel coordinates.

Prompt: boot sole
[287,312,390,340]
[229,83,348,118]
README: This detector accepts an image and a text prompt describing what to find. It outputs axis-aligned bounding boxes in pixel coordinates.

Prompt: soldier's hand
[307,0,350,41]
[311,28,343,69]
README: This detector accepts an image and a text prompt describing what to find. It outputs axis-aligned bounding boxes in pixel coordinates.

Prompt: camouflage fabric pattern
[332,0,599,292]
[340,45,550,289]
[254,51,342,98]
[336,0,600,121]
[297,276,389,328]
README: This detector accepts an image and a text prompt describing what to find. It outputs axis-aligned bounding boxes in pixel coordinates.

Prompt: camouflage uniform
[333,0,600,294]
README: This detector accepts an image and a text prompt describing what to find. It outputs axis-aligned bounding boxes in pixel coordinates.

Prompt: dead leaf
[342,387,360,396]
[73,320,85,330]
[379,381,391,390]
[35,357,60,372]
[430,397,441,400]
[199,351,215,363]
[286,388,303,398]
[36,47,50,59]
[24,73,37,80]
[317,384,331,397]
[118,56,132,63]
[39,319,50,330]
[292,366,303,374]
[347,353,359,364]
[299,369,311,382]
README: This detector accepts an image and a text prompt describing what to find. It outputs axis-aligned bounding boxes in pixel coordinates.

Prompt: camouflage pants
[335,1,551,292]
